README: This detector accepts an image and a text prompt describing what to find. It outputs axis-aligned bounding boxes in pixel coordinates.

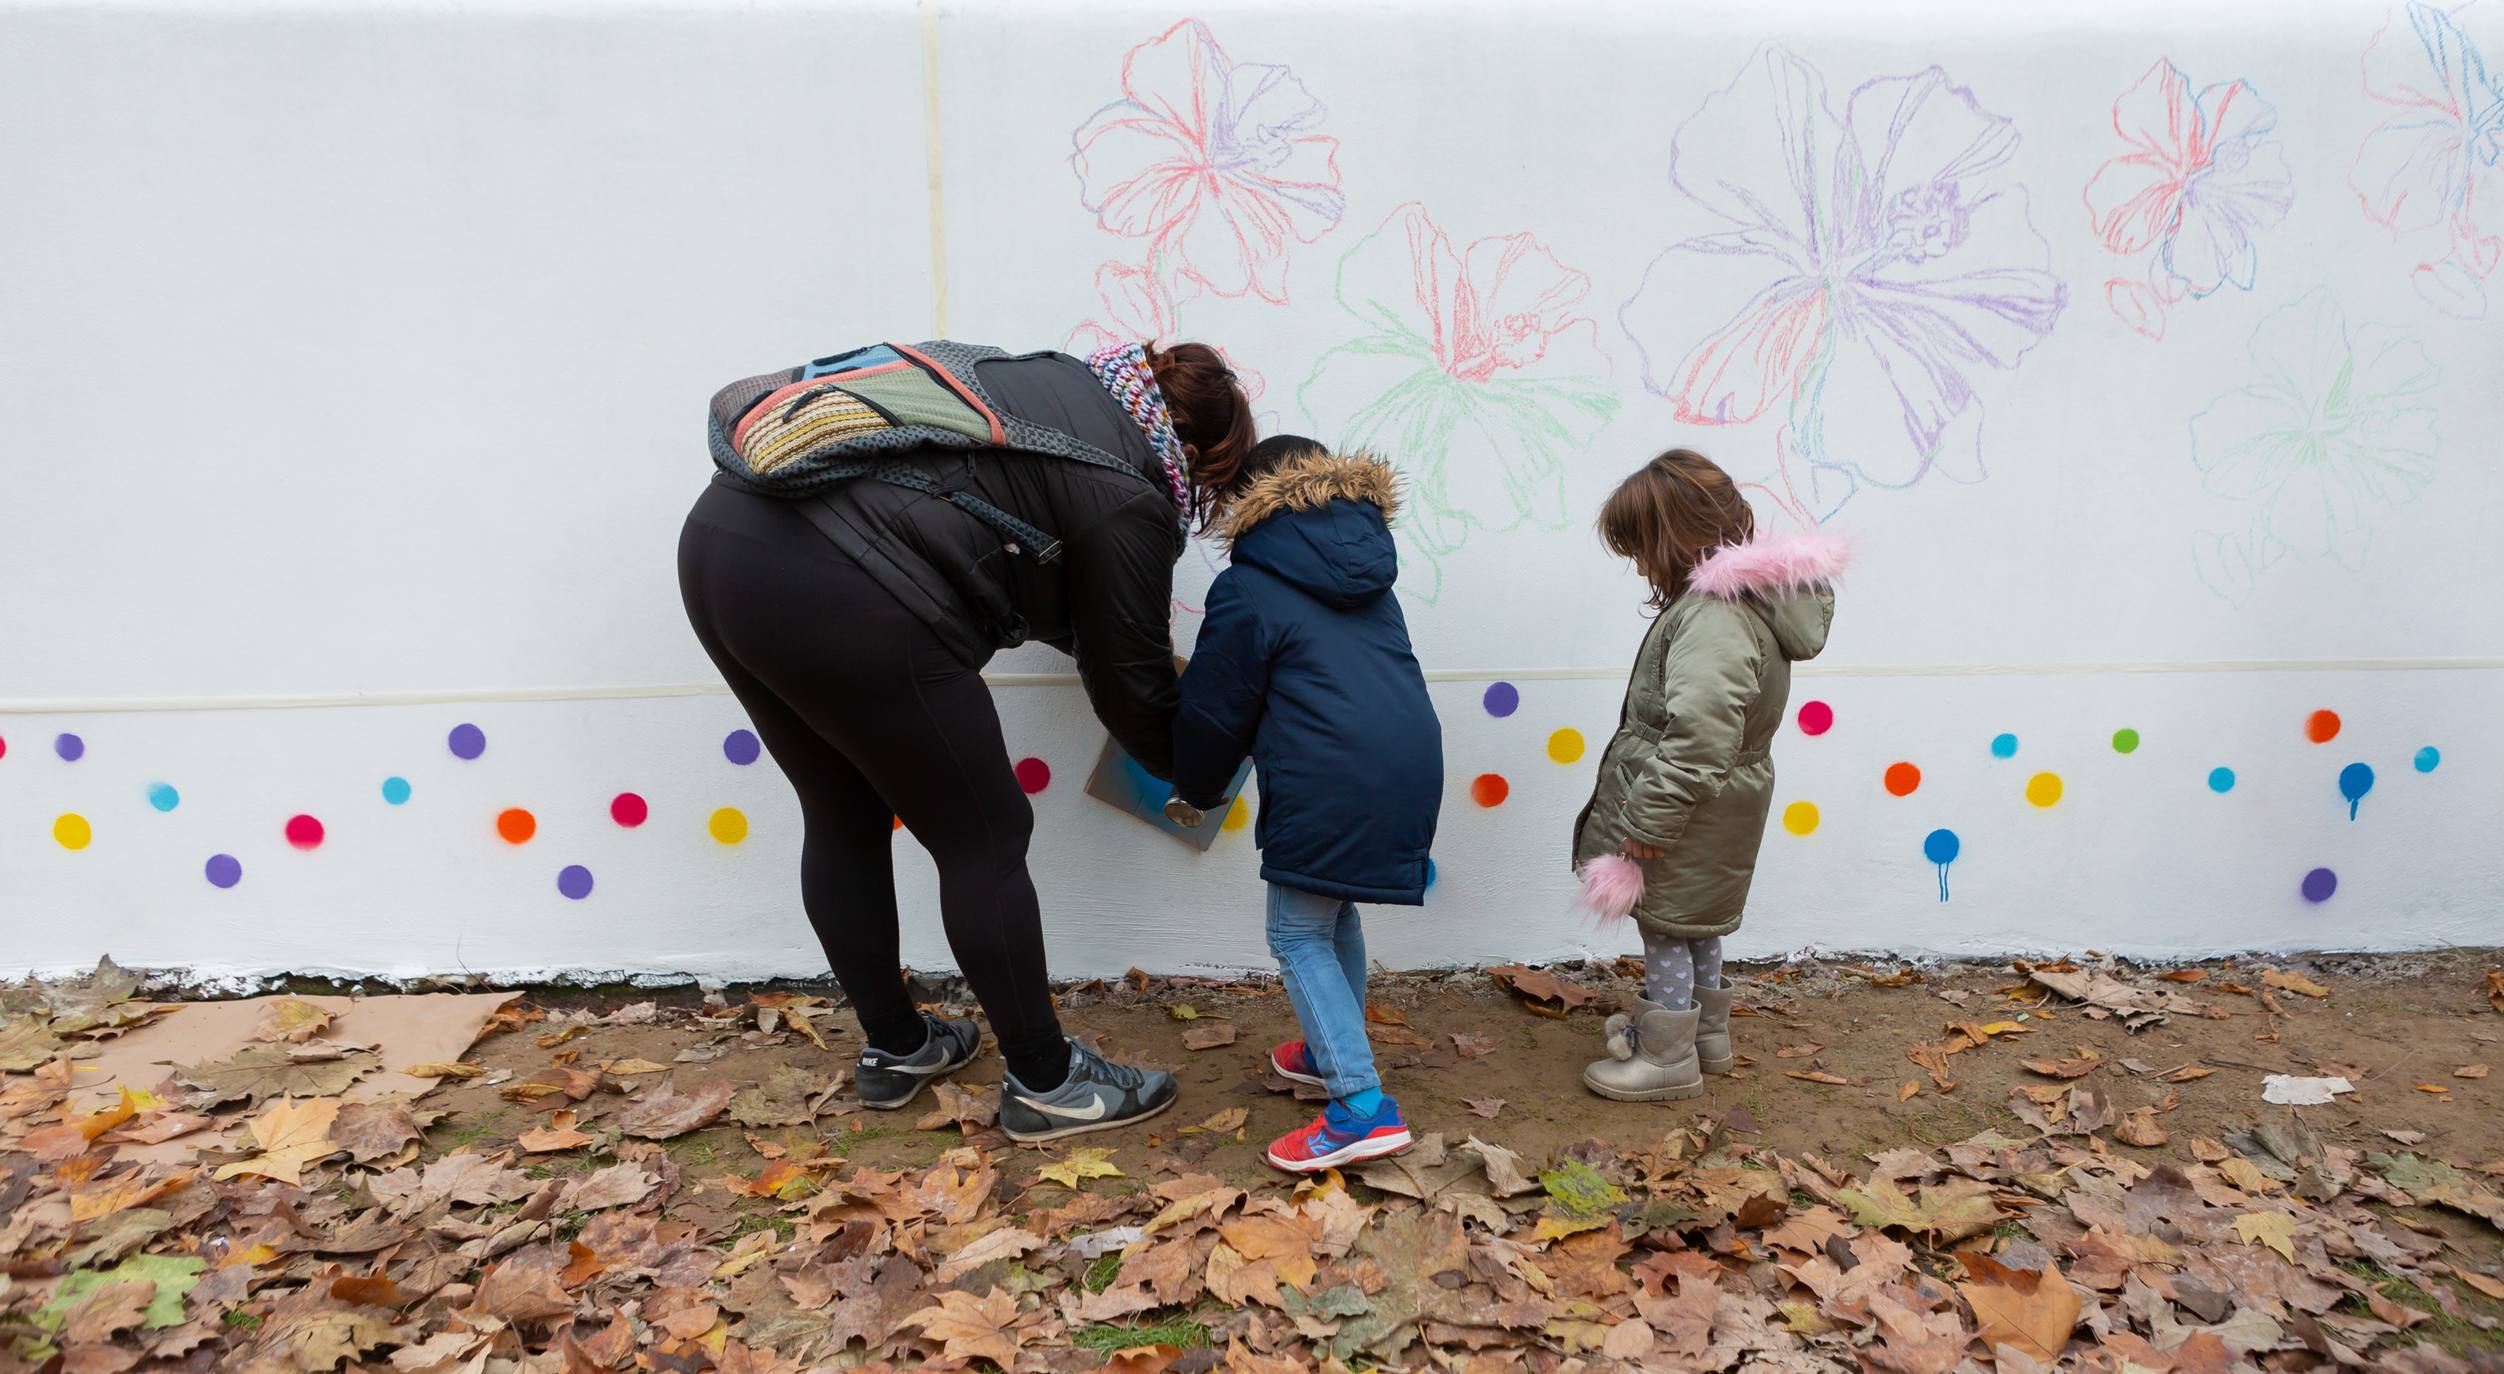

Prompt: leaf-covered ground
[5,951,2503,1373]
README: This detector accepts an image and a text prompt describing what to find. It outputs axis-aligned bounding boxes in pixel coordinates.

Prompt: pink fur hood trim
[1687,527,1852,600]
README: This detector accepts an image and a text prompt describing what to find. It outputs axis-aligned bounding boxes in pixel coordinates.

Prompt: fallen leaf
[2456,1064,2490,1080]
[370,1152,535,1213]
[2261,969,2331,999]
[2163,1064,2216,1083]
[1466,1097,1505,1119]
[2022,1046,2103,1080]
[329,1101,424,1163]
[1180,1107,1248,1136]
[253,999,334,1043]
[617,1075,734,1139]
[519,1116,595,1153]
[2115,1107,2169,1148]
[1039,1146,1124,1190]
[213,1097,342,1185]
[1784,1070,1850,1086]
[175,1043,376,1106]
[912,1079,997,1134]
[2417,1083,2453,1096]
[1182,1021,1238,1051]
[401,1062,484,1079]
[1773,1043,1824,1059]
[2159,969,2210,983]
[935,1227,1045,1282]
[2458,1271,2504,1301]
[604,1058,671,1075]
[903,1286,1028,1367]
[1364,1004,1409,1026]
[1449,1033,1495,1059]
[1168,1004,1201,1022]
[559,1163,657,1212]
[2487,968,2504,1014]
[2234,1210,2296,1261]
[1957,1251,2083,1363]
[1487,964,1595,1017]
[1898,1080,1921,1101]
[2383,1129,2429,1146]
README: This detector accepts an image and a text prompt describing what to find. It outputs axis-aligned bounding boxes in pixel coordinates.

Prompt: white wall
[4,0,2499,981]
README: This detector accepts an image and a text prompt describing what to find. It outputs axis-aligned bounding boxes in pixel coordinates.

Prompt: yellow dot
[1781,801,1819,835]
[1547,728,1586,764]
[53,813,93,850]
[708,807,749,844]
[2026,772,2064,807]
[1221,796,1251,831]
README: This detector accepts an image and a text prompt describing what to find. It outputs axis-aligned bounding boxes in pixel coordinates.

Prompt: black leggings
[676,487,1067,1085]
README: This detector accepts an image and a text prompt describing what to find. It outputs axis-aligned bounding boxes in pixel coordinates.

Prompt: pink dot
[1796,701,1834,736]
[285,814,325,850]
[610,792,649,827]
[1014,757,1051,794]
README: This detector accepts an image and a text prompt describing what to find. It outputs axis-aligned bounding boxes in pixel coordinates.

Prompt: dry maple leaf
[519,1115,595,1153]
[934,1226,1044,1282]
[2115,1108,2169,1148]
[254,998,335,1043]
[401,1062,484,1079]
[2261,969,2331,999]
[213,1096,342,1186]
[370,1151,535,1213]
[1487,964,1594,1017]
[2022,1046,2102,1080]
[1450,1033,1496,1059]
[2456,1064,2490,1079]
[1958,1252,2082,1363]
[904,1286,1028,1367]
[617,1075,734,1139]
[2233,1210,2295,1261]
[1774,1043,1824,1059]
[1181,1106,1249,1136]
[1465,1097,1505,1119]
[913,1079,998,1134]
[329,1100,423,1163]
[2487,968,2504,1014]
[559,1162,657,1213]
[1038,1146,1124,1189]
[175,1042,375,1106]
[1785,1071,1850,1086]
[1182,1021,1238,1051]
[1364,1004,1410,1026]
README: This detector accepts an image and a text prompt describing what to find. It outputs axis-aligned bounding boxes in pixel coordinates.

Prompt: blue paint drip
[1922,828,1961,902]
[2207,767,2236,793]
[1989,733,2018,759]
[2414,746,2440,773]
[2338,762,2375,820]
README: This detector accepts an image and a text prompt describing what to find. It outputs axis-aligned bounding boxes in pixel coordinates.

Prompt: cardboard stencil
[1082,738,1252,852]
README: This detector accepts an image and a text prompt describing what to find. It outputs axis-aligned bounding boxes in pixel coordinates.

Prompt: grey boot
[1582,998,1705,1102]
[1694,983,1735,1075]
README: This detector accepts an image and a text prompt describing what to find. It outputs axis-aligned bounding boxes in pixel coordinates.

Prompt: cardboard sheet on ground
[1083,737,1252,852]
[74,992,517,1160]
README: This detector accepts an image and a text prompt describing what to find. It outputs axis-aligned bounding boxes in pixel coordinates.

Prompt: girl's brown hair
[1145,341,1258,530]
[1597,448,1756,609]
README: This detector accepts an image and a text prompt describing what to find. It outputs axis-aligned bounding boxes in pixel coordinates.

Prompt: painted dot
[723,729,762,766]
[2305,710,2341,744]
[2338,762,2374,819]
[557,864,595,900]
[204,853,242,888]
[892,815,903,831]
[1547,728,1585,764]
[2111,728,2140,755]
[2414,746,2441,773]
[285,814,325,849]
[2301,867,2338,903]
[2025,772,2064,807]
[146,782,180,813]
[1425,858,1438,890]
[1922,828,1961,866]
[53,814,92,850]
[1014,757,1052,794]
[709,807,749,844]
[1796,701,1833,736]
[0,733,8,761]
[1483,682,1520,718]
[55,733,85,762]
[1882,762,1921,796]
[381,776,412,805]
[1470,773,1510,807]
[497,808,537,844]
[1222,796,1251,831]
[1781,800,1819,835]
[610,792,649,827]
[1990,733,2018,759]
[2208,767,2237,793]
[448,723,487,760]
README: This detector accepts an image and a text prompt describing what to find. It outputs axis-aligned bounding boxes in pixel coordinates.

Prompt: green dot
[2112,728,2140,755]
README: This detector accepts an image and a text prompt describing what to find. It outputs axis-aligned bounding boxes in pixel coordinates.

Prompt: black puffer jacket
[733,349,1187,777]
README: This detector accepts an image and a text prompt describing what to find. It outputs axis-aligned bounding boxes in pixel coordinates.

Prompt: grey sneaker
[998,1040,1178,1143]
[855,1013,982,1110]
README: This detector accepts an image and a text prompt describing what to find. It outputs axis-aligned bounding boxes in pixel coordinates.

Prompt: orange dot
[1883,762,1921,796]
[892,815,903,831]
[496,808,537,844]
[2306,710,2341,743]
[1470,773,1510,807]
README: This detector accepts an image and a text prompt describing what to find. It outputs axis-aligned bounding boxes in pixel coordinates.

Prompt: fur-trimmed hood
[1688,526,1848,662]
[1217,451,1403,610]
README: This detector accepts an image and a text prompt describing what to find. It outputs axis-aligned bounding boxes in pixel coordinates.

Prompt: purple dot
[723,729,761,765]
[2300,867,2337,903]
[55,733,85,762]
[1482,682,1519,718]
[557,864,595,900]
[447,723,487,760]
[204,854,242,888]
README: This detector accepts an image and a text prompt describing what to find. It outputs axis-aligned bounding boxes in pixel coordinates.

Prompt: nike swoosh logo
[1013,1091,1108,1121]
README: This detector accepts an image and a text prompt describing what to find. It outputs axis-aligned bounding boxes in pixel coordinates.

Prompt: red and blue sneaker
[1264,1096,1412,1174]
[1269,1039,1325,1089]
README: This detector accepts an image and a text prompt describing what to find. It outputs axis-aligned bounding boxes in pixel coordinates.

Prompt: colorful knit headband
[1085,342,1194,531]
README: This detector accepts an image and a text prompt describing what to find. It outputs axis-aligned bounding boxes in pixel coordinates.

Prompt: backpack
[705,340,1157,565]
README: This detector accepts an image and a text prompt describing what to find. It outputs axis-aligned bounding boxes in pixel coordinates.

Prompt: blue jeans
[1265,883,1378,1099]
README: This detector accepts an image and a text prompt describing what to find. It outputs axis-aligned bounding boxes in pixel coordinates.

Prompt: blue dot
[1989,733,2017,759]
[204,853,242,889]
[2338,762,2375,819]
[447,723,487,760]
[55,733,85,762]
[557,864,595,900]
[723,729,762,766]
[2301,867,2337,903]
[1922,828,1961,865]
[1424,858,1438,890]
[146,782,180,813]
[2414,746,2440,774]
[381,776,412,805]
[2207,767,2236,793]
[1482,683,1519,718]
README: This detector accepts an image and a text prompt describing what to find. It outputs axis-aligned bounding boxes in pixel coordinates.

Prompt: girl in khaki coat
[1572,450,1846,1102]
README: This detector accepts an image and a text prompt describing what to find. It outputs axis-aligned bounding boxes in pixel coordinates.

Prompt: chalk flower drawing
[1070,18,1346,305]
[1297,202,1618,601]
[2190,289,2441,602]
[2084,60,2295,339]
[1621,46,2067,521]
[2350,1,2504,317]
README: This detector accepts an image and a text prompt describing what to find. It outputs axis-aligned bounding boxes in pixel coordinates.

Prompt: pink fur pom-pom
[1687,527,1852,600]
[1576,854,1645,923]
